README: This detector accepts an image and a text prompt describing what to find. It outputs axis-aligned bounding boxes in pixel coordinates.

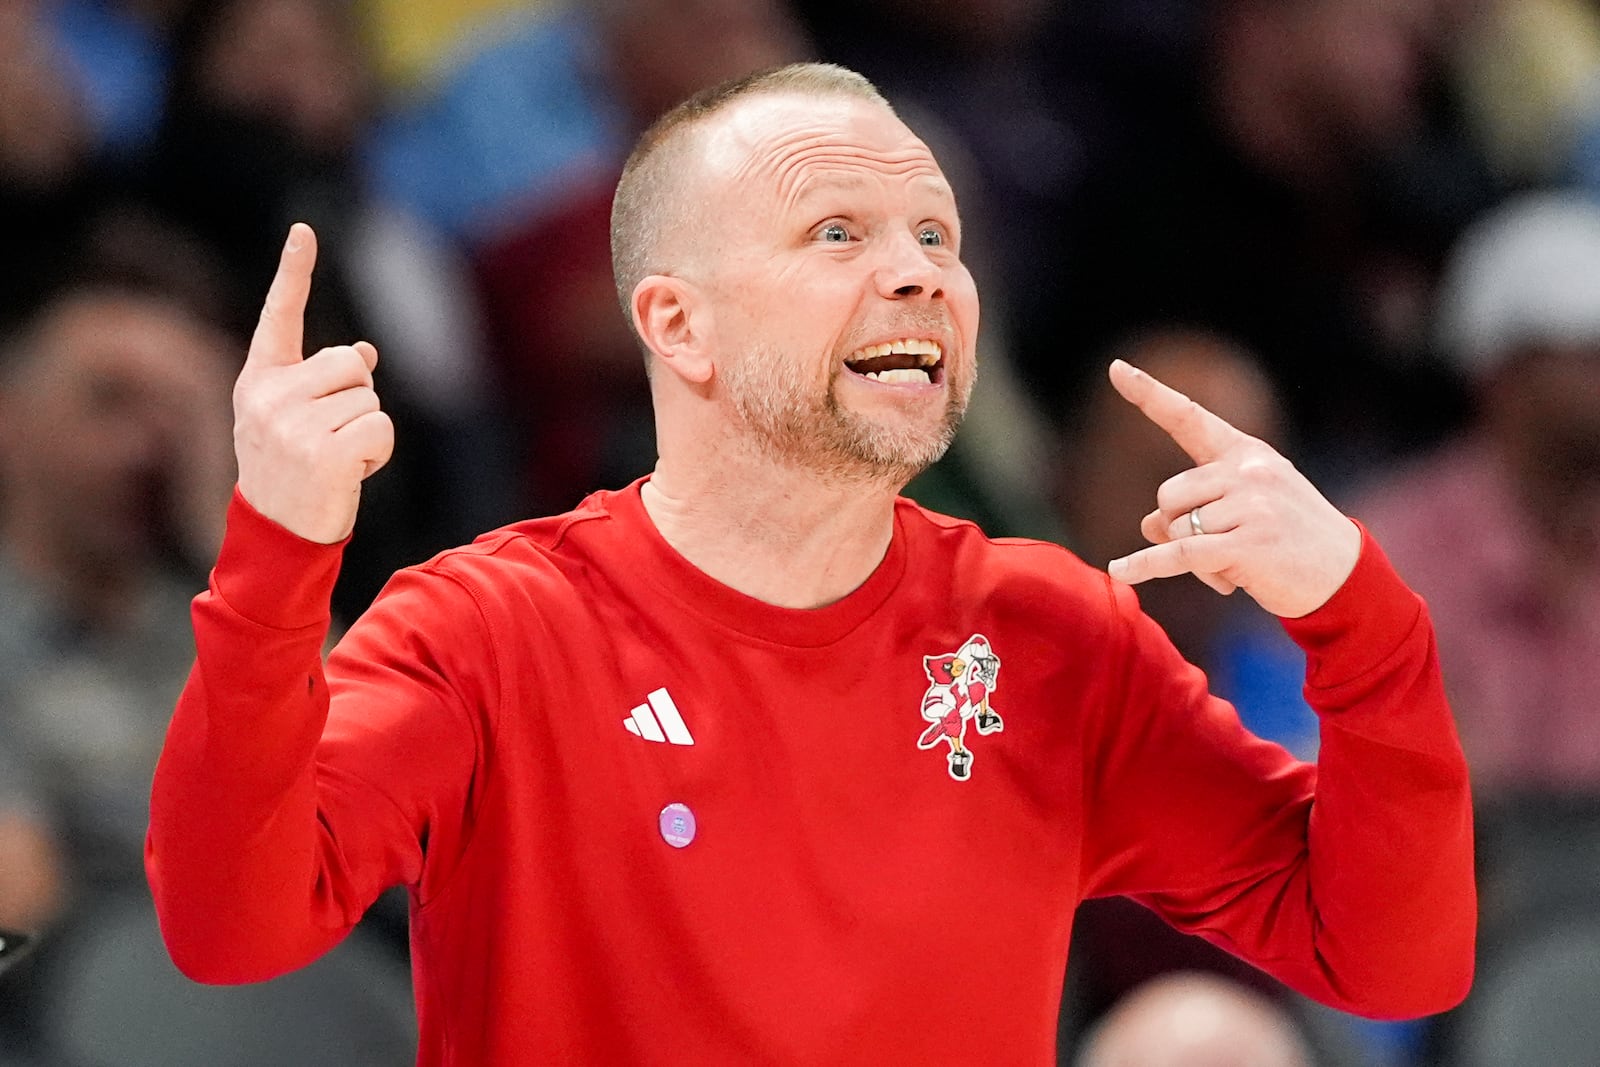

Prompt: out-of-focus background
[1,0,1598,1064]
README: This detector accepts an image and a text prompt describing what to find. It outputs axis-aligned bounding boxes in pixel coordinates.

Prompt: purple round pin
[659,802,696,848]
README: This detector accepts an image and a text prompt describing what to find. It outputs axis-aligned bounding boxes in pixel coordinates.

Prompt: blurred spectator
[1353,191,1600,797]
[0,1,223,334]
[1352,191,1600,1058]
[0,281,420,1067]
[0,285,236,1052]
[0,281,419,1067]
[0,0,107,330]
[131,0,516,618]
[1074,972,1316,1067]
[0,287,234,886]
[377,0,808,512]
[46,0,190,157]
[1044,0,1499,486]
[0,1,92,192]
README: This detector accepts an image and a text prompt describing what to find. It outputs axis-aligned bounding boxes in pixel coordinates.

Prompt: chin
[827,410,962,484]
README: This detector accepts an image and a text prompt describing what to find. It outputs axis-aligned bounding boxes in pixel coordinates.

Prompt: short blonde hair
[609,63,891,331]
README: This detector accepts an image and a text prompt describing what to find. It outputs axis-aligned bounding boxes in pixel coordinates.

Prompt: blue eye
[919,228,944,247]
[819,223,850,243]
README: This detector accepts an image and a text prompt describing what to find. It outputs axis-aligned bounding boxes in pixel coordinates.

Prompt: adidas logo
[623,688,694,746]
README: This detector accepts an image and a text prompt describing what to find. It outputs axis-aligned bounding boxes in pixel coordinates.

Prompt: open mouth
[843,338,944,385]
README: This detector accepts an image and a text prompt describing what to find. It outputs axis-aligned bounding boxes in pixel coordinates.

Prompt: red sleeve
[145,490,490,983]
[1078,525,1475,1018]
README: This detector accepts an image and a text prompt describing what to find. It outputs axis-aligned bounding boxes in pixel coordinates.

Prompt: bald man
[147,64,1474,1065]
[1076,973,1315,1067]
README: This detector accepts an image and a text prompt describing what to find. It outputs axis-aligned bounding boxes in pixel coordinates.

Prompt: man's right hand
[233,224,394,544]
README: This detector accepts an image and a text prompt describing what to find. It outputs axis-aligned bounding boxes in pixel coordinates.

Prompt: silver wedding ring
[1188,507,1206,537]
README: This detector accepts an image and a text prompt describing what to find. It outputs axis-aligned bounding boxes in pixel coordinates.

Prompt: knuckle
[1154,477,1182,511]
[233,388,268,424]
[1238,456,1276,485]
[317,345,351,372]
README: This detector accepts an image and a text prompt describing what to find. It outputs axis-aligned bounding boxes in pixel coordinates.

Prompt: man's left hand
[1104,359,1360,619]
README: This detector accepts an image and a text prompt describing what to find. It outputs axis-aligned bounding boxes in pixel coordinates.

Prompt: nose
[874,230,944,301]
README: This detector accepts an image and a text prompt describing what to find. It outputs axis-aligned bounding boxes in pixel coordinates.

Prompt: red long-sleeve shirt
[147,480,1474,1065]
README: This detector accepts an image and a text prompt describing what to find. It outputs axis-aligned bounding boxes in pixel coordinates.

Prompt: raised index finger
[1108,359,1244,464]
[247,223,317,367]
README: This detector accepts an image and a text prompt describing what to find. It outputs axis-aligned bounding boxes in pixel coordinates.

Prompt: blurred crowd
[1,0,1598,1064]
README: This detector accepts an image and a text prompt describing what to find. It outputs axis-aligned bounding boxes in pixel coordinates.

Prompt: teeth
[867,367,932,385]
[848,338,944,364]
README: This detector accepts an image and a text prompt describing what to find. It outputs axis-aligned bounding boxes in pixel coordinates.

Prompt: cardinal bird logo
[916,634,1002,781]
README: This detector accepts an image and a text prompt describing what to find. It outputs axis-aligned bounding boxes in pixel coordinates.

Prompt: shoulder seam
[415,500,612,572]
[895,500,1074,554]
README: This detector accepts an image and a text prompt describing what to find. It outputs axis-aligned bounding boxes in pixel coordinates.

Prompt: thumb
[246,223,317,367]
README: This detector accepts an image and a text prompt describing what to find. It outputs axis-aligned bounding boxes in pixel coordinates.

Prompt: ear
[632,274,714,385]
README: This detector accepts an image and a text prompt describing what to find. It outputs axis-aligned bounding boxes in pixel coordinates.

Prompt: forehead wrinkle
[703,91,933,181]
[773,144,941,205]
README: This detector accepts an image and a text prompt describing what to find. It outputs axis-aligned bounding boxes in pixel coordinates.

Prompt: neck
[642,446,902,610]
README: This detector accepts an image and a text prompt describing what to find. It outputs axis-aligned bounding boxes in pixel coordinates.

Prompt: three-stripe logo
[623,688,694,746]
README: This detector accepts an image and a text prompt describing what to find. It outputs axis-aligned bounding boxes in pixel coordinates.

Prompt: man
[1352,192,1600,1009]
[1357,190,1600,797]
[0,287,235,897]
[147,64,1474,1065]
[1074,972,1315,1067]
[0,285,232,1054]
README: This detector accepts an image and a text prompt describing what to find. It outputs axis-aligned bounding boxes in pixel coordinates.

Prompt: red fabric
[147,481,1475,1065]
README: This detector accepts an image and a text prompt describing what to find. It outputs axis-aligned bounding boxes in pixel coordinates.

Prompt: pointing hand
[1105,360,1360,618]
[232,224,394,543]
